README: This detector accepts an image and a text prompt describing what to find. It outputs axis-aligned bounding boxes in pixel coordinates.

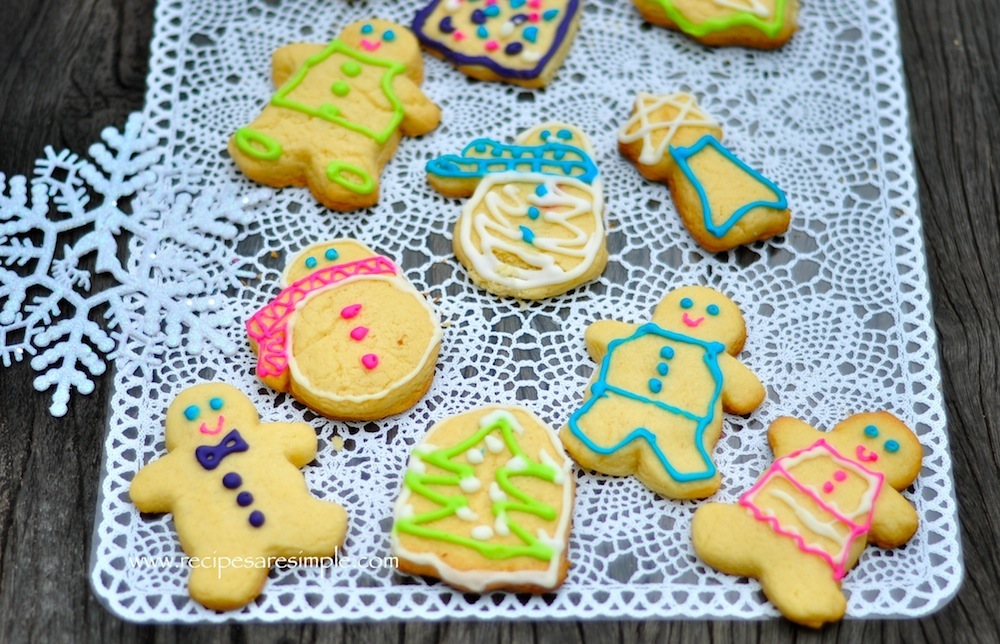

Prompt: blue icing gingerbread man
[130,383,348,610]
[560,285,766,499]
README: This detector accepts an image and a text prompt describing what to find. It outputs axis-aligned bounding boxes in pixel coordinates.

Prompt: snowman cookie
[246,239,442,420]
[618,92,790,252]
[229,19,441,211]
[129,383,348,611]
[392,405,574,592]
[560,285,765,499]
[631,0,799,49]
[427,122,607,299]
[692,412,922,627]
[412,0,582,87]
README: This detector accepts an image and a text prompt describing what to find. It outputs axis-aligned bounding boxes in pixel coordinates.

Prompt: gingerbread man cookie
[392,405,574,592]
[427,122,607,299]
[631,0,799,49]
[129,383,348,611]
[412,0,581,87]
[230,19,441,211]
[618,92,790,252]
[560,285,765,499]
[246,239,442,420]
[691,412,922,627]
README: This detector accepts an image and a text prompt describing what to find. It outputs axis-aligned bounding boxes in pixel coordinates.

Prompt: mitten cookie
[246,239,442,420]
[560,285,765,499]
[631,0,799,49]
[230,19,441,211]
[691,412,922,627]
[392,405,574,592]
[427,122,607,299]
[129,383,348,611]
[618,92,790,252]
[412,0,581,87]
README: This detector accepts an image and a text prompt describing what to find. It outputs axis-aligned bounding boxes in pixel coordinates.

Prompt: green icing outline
[395,413,564,562]
[270,39,407,145]
[234,127,283,161]
[653,0,787,39]
[326,160,376,195]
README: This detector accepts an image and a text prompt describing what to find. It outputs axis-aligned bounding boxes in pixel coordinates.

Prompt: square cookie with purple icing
[412,0,581,88]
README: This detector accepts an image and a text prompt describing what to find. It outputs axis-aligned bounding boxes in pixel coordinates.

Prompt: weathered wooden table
[1,0,996,640]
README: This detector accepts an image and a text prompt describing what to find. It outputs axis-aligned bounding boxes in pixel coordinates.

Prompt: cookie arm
[129,456,176,514]
[272,422,319,468]
[272,43,327,87]
[868,487,919,548]
[717,353,765,415]
[584,320,639,363]
[393,77,442,137]
[767,416,825,457]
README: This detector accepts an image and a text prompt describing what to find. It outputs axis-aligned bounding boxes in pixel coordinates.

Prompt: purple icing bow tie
[195,429,249,470]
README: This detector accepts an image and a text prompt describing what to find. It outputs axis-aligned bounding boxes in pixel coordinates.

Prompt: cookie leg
[637,416,721,499]
[280,500,349,558]
[188,552,271,611]
[307,155,381,211]
[561,396,646,477]
[691,502,766,576]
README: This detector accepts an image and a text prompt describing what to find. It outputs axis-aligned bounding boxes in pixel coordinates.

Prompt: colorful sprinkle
[439,16,455,33]
[477,25,489,38]
[527,206,540,219]
[223,472,242,489]
[529,0,542,7]
[529,12,540,21]
[472,9,487,24]
[341,303,362,319]
[350,326,370,341]
[249,510,265,528]
[324,248,339,261]
[485,40,499,51]
[500,22,515,37]
[484,5,501,16]
[519,225,535,244]
[648,378,663,394]
[524,26,539,42]
[454,31,466,40]
[543,8,559,21]
[511,0,526,7]
[361,354,380,369]
[184,405,199,421]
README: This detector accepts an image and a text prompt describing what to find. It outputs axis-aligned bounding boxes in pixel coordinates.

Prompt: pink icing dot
[454,31,466,40]
[350,326,369,341]
[528,0,541,7]
[361,354,379,369]
[833,470,847,481]
[822,481,834,494]
[340,303,362,319]
[529,12,540,21]
[485,40,499,51]
[486,0,497,4]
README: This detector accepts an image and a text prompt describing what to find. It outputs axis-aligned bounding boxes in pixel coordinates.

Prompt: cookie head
[164,384,260,451]
[652,285,746,350]
[339,19,422,71]
[828,412,922,490]
[282,239,379,286]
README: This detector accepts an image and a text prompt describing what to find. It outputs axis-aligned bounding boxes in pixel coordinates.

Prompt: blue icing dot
[474,142,488,153]
[477,25,489,38]
[557,129,573,140]
[505,41,523,55]
[519,225,535,244]
[305,256,318,269]
[527,206,540,220]
[222,472,242,489]
[648,378,662,394]
[184,405,199,421]
[325,248,339,261]
[209,397,224,410]
[249,510,265,528]
[472,9,487,24]
[864,424,879,438]
[660,346,674,359]
[439,16,455,33]
[543,8,560,21]
[383,29,396,41]
[553,150,565,161]
[485,5,501,16]
[510,0,526,7]
[707,304,720,316]
[885,439,900,453]
[237,491,254,507]
[680,297,693,309]
[540,129,551,140]
[360,24,374,35]
[523,26,538,43]
[535,184,548,196]
[657,362,669,376]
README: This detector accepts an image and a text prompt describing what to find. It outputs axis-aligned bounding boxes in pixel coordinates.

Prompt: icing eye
[540,130,551,140]
[382,29,396,41]
[209,397,224,411]
[184,405,200,421]
[864,424,879,438]
[556,129,573,140]
[305,256,318,269]
[360,24,374,35]
[706,304,720,316]
[325,248,339,261]
[885,439,900,453]
[680,297,693,309]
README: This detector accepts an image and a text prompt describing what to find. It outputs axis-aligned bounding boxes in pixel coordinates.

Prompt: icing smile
[199,415,225,435]
[855,444,879,462]
[360,39,381,51]
[682,313,704,328]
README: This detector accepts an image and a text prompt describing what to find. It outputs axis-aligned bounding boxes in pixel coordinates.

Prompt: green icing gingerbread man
[230,19,441,211]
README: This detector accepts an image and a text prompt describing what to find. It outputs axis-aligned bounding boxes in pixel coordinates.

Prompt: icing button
[249,510,265,528]
[361,354,379,369]
[237,491,253,507]
[222,472,242,489]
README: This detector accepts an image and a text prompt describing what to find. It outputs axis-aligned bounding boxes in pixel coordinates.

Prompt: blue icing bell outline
[669,135,788,238]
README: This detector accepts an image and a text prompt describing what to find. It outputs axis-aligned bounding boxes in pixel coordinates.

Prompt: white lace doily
[88,0,961,622]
